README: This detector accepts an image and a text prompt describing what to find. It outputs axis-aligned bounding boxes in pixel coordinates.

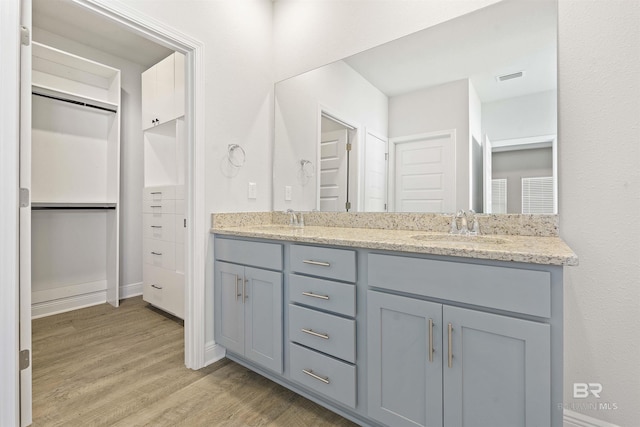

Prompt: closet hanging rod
[32,91,117,113]
[31,202,117,210]
[31,206,116,210]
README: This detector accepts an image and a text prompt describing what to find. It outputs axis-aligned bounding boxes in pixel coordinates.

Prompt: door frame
[388,129,457,213]
[0,0,23,425]
[77,0,207,370]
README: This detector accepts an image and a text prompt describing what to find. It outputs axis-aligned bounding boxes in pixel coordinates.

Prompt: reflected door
[364,132,388,212]
[392,131,455,212]
[320,129,348,211]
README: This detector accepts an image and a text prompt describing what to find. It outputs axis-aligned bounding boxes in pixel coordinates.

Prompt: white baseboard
[32,281,144,318]
[204,341,226,367]
[564,410,621,427]
[120,281,143,299]
[32,290,106,318]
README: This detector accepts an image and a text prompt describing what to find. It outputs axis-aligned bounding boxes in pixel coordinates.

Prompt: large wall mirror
[273,0,557,214]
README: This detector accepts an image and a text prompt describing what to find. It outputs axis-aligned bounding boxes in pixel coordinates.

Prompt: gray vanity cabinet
[214,238,284,374]
[367,291,443,427]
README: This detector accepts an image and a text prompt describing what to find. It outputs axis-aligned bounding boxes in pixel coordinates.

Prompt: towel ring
[228,144,246,167]
[300,159,315,178]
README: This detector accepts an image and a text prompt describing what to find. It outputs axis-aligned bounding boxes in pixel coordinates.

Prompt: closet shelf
[32,84,118,113]
[32,202,117,209]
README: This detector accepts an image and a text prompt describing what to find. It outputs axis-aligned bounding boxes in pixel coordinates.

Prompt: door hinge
[346,143,352,152]
[183,218,186,228]
[20,26,30,46]
[345,201,351,210]
[384,203,387,211]
[19,349,30,370]
[19,188,29,207]
[385,152,389,161]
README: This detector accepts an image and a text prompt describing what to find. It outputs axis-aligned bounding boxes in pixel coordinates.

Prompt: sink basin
[411,234,509,245]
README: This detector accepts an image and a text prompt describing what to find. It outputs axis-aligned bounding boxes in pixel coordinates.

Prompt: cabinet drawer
[368,254,551,318]
[143,213,176,241]
[289,343,356,409]
[143,264,184,318]
[143,186,176,201]
[289,304,355,363]
[143,199,175,214]
[175,215,185,244]
[175,243,184,274]
[215,237,282,271]
[175,199,185,215]
[289,274,355,317]
[143,238,176,270]
[175,185,185,200]
[290,245,356,282]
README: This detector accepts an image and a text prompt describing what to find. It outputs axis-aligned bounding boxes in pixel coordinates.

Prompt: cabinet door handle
[302,369,330,384]
[302,259,331,267]
[235,275,242,301]
[301,328,329,340]
[448,323,453,368]
[151,284,162,290]
[302,291,329,300]
[428,318,434,363]
[151,251,162,256]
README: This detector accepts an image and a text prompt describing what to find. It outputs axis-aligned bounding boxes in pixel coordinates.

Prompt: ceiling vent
[496,71,525,82]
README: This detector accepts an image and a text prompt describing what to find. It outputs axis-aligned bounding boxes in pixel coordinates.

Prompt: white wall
[483,90,557,141]
[389,79,471,210]
[273,60,388,211]
[33,28,146,295]
[273,1,640,425]
[558,1,640,425]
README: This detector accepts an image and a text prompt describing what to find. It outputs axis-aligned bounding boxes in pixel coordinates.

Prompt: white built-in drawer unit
[143,238,176,271]
[143,199,175,215]
[289,342,356,409]
[368,253,551,317]
[143,213,176,241]
[290,245,356,282]
[143,264,184,318]
[143,185,176,201]
[289,274,355,317]
[289,304,356,363]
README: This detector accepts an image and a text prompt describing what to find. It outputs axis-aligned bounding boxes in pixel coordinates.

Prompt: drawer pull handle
[150,225,162,228]
[448,323,453,368]
[302,369,330,384]
[150,192,162,195]
[301,328,329,340]
[303,259,331,267]
[151,284,162,290]
[151,251,162,256]
[302,291,329,300]
[150,205,162,208]
[429,318,434,363]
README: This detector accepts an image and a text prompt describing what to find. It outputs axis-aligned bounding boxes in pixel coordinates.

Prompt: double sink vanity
[212,212,576,427]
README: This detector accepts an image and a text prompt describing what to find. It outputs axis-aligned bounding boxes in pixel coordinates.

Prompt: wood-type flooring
[32,296,357,426]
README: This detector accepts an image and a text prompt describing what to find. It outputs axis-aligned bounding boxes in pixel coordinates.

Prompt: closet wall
[32,28,147,313]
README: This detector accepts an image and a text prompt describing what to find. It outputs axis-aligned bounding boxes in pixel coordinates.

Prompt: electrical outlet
[248,182,257,199]
[285,186,292,201]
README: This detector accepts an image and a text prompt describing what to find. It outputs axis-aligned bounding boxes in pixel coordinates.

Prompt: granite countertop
[211,221,578,267]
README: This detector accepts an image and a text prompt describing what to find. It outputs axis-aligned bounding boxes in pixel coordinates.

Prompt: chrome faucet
[286,209,304,228]
[449,209,480,235]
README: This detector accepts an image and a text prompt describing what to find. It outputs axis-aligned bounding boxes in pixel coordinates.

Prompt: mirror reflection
[273,0,557,214]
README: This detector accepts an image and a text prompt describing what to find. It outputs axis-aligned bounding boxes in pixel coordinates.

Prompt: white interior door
[19,0,33,424]
[392,131,455,213]
[483,135,493,213]
[364,131,388,212]
[320,129,348,211]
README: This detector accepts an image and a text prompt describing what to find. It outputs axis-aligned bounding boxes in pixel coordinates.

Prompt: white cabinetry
[141,52,185,130]
[31,42,121,316]
[142,53,185,318]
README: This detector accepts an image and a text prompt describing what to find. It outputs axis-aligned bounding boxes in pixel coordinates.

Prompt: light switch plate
[285,186,292,201]
[248,182,257,199]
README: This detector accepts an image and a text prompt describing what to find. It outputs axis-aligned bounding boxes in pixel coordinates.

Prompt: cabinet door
[244,267,283,374]
[443,306,550,427]
[141,66,156,130]
[214,261,245,355]
[155,54,175,126]
[367,291,443,427]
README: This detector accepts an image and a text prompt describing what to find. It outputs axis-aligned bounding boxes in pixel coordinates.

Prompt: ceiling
[344,0,557,102]
[33,0,173,68]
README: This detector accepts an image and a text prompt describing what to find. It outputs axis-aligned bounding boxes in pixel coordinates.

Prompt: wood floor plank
[32,296,357,426]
